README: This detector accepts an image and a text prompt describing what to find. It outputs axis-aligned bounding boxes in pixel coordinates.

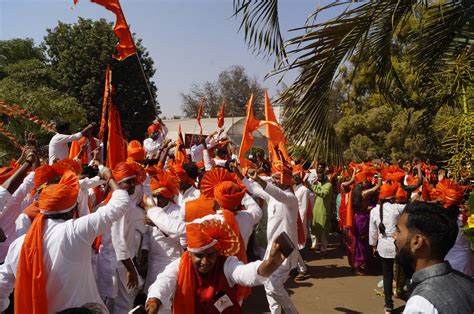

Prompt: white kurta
[294,183,311,249]
[143,203,185,291]
[177,186,200,219]
[218,193,262,249]
[48,132,82,164]
[146,256,267,311]
[143,126,168,158]
[445,215,473,277]
[0,171,35,262]
[0,189,130,313]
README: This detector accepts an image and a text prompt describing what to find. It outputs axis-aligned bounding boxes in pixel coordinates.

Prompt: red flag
[75,0,136,61]
[264,90,290,163]
[197,97,204,135]
[217,103,225,128]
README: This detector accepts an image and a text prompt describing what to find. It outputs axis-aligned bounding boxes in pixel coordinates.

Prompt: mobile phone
[275,232,295,258]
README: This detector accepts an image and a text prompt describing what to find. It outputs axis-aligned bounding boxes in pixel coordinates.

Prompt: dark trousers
[381,257,395,308]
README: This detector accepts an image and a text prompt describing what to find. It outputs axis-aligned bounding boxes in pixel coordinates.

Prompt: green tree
[42,18,158,139]
[0,39,86,162]
[181,65,265,119]
[233,0,473,163]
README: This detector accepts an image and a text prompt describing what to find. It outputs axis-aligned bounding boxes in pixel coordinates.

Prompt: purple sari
[353,211,369,269]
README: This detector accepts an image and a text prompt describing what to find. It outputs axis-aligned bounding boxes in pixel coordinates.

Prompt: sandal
[295,272,311,281]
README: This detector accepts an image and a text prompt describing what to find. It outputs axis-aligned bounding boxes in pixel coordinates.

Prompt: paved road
[243,234,405,314]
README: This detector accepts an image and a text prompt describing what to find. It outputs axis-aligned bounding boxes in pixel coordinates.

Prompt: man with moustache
[393,202,474,313]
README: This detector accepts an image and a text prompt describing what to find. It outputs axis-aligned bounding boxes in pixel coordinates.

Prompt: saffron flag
[99,67,126,169]
[264,90,290,163]
[75,0,136,61]
[175,124,187,164]
[197,97,204,135]
[217,103,225,128]
[238,95,265,167]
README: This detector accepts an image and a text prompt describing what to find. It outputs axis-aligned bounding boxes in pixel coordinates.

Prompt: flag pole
[116,2,160,118]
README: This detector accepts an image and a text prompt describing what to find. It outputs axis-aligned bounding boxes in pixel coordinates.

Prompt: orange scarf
[14,213,48,314]
[173,252,241,314]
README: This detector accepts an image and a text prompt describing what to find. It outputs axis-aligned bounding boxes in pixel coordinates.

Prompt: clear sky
[0,0,339,118]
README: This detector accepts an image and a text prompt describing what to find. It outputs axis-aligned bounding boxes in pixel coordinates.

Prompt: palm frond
[233,0,287,63]
[274,1,421,163]
[410,0,474,82]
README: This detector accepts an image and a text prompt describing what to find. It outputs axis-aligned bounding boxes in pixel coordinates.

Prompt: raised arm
[362,176,382,198]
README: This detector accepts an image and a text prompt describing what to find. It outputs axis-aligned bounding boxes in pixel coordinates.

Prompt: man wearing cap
[145,216,287,314]
[141,172,186,292]
[143,119,168,159]
[0,167,129,313]
[175,163,201,218]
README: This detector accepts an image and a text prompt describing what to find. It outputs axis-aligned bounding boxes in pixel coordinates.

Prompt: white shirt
[243,178,299,266]
[48,132,82,164]
[404,295,438,314]
[0,189,130,313]
[0,171,35,262]
[147,256,267,310]
[224,193,262,249]
[143,203,185,291]
[0,186,14,215]
[294,184,310,239]
[369,203,405,258]
[177,186,200,219]
[143,126,168,158]
[445,215,473,276]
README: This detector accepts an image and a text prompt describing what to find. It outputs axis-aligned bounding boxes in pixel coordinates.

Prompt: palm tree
[233,0,473,163]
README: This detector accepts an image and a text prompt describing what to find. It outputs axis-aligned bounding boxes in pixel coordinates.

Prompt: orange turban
[147,123,161,136]
[15,171,78,314]
[354,172,367,184]
[150,171,179,200]
[112,162,137,183]
[52,158,81,175]
[200,168,245,211]
[379,182,399,200]
[173,164,195,186]
[34,164,59,189]
[396,186,408,203]
[214,181,247,211]
[39,171,79,214]
[186,217,240,256]
[272,161,293,186]
[127,140,145,162]
[184,195,215,223]
[436,179,464,207]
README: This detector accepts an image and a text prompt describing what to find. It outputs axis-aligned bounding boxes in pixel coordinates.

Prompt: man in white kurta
[241,171,299,314]
[48,122,93,164]
[0,170,35,262]
[0,180,130,312]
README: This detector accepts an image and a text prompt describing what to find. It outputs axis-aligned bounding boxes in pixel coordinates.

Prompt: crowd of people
[0,118,473,314]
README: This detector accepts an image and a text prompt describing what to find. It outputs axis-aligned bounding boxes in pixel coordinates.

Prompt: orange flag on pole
[238,95,266,167]
[264,90,290,163]
[175,124,187,164]
[99,67,126,169]
[217,103,225,128]
[75,0,136,61]
[197,97,204,135]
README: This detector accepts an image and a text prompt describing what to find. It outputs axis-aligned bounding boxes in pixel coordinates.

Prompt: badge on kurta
[214,293,233,312]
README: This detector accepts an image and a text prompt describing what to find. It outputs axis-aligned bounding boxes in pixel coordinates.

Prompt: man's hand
[143,195,157,211]
[24,132,37,148]
[126,268,139,289]
[99,167,112,181]
[145,298,161,314]
[257,242,285,277]
[142,215,156,226]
